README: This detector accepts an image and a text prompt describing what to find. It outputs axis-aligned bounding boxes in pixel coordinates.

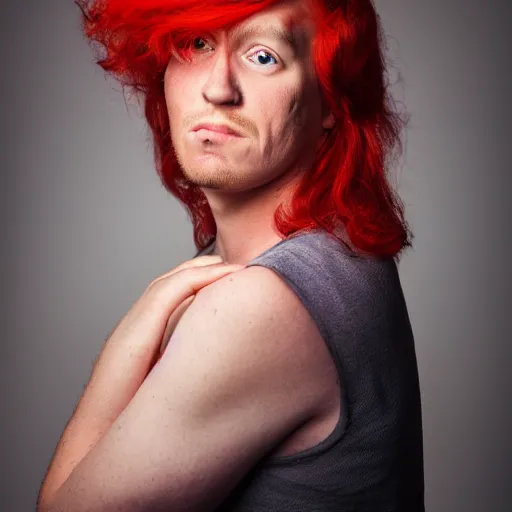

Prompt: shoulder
[190,264,317,342]
[165,264,333,419]
[178,263,317,350]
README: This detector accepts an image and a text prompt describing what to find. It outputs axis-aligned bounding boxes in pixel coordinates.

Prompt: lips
[191,122,242,137]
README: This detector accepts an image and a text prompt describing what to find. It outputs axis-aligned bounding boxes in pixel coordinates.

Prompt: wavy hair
[76,0,412,259]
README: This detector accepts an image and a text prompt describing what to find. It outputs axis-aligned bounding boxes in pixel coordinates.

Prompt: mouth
[190,123,245,144]
[191,122,243,136]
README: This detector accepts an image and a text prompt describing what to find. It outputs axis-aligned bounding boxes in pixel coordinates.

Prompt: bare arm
[39,265,328,511]
[37,257,237,509]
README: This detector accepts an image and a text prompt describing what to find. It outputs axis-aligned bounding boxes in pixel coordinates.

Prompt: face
[164,0,333,192]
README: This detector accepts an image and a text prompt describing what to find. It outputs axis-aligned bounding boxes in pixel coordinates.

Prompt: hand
[103,255,245,390]
[160,294,195,355]
[149,255,242,361]
[155,255,225,356]
[83,254,246,424]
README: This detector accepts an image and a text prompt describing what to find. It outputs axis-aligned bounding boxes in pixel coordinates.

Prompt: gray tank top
[196,229,424,511]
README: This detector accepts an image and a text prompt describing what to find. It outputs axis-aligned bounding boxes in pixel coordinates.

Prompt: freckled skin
[163,0,332,195]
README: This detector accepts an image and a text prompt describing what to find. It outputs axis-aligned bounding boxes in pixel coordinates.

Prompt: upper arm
[50,265,329,512]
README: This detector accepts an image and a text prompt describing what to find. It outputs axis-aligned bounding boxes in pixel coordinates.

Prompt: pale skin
[166,0,334,263]
[38,1,339,510]
[37,257,244,507]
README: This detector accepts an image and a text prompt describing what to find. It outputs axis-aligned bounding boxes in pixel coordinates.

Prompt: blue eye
[247,50,278,67]
[188,37,279,67]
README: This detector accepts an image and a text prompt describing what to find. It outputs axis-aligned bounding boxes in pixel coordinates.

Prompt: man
[38,0,424,510]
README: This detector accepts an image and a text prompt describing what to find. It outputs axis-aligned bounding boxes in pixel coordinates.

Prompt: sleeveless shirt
[195,229,425,511]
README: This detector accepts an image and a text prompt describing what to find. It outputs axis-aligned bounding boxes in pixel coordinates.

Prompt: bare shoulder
[169,264,335,419]
[191,264,321,350]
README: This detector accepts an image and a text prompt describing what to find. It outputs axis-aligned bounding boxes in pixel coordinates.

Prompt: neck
[201,169,304,265]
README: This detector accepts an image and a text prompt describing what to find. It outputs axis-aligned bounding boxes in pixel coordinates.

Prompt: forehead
[220,0,314,52]
[238,0,311,28]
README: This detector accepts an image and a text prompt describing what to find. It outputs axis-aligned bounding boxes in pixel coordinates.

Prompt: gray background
[1,0,511,510]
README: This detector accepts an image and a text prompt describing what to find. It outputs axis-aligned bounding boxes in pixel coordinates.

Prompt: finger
[164,255,224,278]
[159,262,242,352]
[159,295,196,354]
[180,254,223,269]
[179,262,246,288]
[150,255,223,287]
[153,263,246,315]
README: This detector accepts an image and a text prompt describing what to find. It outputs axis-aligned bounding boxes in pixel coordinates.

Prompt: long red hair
[76,0,412,259]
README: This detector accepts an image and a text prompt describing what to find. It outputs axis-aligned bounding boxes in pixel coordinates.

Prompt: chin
[181,168,247,192]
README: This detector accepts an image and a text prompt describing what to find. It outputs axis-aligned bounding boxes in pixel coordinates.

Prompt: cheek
[261,88,303,140]
[286,82,323,140]
[164,69,178,122]
[272,90,311,148]
[164,68,191,133]
[266,86,323,165]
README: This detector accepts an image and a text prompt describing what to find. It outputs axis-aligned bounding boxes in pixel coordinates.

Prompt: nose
[202,46,242,106]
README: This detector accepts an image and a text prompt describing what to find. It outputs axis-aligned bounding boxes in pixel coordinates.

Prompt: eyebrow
[230,25,298,53]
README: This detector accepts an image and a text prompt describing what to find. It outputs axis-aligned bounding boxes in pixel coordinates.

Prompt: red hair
[76,0,412,259]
